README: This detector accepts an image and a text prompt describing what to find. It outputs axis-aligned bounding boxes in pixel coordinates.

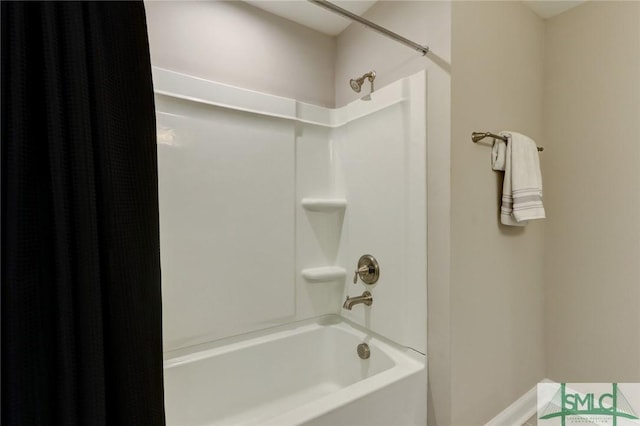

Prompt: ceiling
[523,1,587,19]
[245,1,587,37]
[245,1,377,36]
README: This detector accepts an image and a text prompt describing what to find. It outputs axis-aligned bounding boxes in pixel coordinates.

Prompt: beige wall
[451,2,546,424]
[145,1,336,107]
[543,1,640,382]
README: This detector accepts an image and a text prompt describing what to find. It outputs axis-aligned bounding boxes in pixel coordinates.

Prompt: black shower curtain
[1,2,165,424]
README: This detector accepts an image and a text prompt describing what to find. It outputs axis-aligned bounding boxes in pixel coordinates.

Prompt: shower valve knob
[353,266,371,284]
[353,254,380,285]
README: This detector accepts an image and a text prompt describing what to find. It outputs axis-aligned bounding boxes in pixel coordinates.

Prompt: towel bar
[471,132,543,152]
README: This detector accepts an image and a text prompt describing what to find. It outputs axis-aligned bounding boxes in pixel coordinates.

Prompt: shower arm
[366,72,375,92]
[357,72,375,89]
[308,0,429,56]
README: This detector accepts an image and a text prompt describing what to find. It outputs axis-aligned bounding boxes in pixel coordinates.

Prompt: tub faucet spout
[343,291,373,310]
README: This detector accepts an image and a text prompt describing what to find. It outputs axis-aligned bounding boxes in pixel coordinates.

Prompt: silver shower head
[350,79,362,93]
[349,71,376,94]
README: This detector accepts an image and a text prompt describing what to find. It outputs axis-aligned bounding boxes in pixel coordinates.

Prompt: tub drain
[357,343,370,359]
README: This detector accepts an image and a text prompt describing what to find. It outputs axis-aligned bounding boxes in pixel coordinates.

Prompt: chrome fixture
[353,254,380,285]
[357,343,371,359]
[343,291,373,310]
[308,0,429,56]
[472,131,543,152]
[349,71,376,94]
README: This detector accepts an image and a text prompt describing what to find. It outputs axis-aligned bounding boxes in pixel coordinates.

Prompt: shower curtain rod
[308,0,430,56]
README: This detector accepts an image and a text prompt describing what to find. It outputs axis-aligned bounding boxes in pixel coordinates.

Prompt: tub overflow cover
[357,343,371,359]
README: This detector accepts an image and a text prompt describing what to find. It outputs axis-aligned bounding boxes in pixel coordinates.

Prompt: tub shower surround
[155,67,427,424]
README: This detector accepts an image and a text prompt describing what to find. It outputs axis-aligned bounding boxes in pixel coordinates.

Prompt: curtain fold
[1,2,165,424]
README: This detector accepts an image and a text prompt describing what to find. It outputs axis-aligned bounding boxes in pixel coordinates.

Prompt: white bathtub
[163,316,426,426]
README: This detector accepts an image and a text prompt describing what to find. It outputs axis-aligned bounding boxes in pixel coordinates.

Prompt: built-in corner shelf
[301,198,347,212]
[301,266,347,282]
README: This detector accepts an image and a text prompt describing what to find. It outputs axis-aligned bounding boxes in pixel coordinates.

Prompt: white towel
[494,131,545,226]
[491,138,507,171]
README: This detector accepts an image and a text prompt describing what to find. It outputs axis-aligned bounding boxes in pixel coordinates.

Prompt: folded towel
[497,131,545,226]
[491,137,507,171]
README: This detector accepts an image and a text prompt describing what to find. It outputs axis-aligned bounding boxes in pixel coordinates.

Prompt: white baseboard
[485,378,554,426]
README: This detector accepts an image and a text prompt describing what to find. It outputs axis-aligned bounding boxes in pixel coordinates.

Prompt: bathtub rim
[163,314,424,367]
